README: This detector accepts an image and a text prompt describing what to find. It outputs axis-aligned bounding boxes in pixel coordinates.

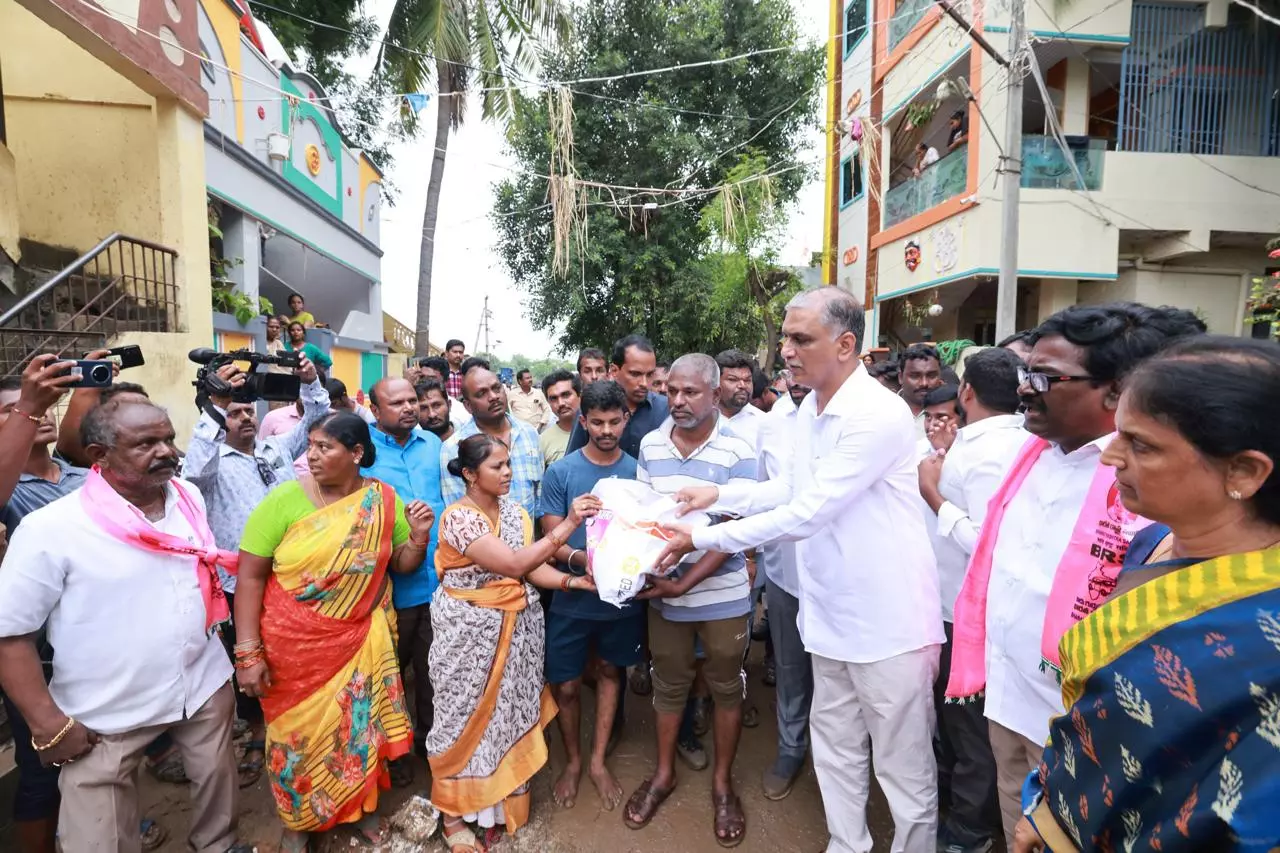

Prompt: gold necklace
[316,477,365,508]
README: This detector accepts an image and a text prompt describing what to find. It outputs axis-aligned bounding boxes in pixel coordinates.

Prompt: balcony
[1021,136,1106,190]
[884,144,967,228]
[889,0,935,50]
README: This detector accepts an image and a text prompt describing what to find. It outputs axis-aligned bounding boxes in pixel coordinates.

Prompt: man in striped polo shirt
[622,354,757,848]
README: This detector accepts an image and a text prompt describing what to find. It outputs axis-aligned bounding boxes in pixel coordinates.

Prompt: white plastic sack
[586,478,710,608]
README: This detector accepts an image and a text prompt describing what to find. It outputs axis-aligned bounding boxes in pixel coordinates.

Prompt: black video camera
[189,347,302,408]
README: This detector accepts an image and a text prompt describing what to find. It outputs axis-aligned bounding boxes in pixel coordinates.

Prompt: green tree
[375,0,571,355]
[493,0,821,359]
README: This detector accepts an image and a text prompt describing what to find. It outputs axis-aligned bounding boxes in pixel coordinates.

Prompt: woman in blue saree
[1015,336,1280,853]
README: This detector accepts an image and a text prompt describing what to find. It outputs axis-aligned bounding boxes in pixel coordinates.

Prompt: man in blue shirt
[567,334,669,459]
[362,376,444,781]
[538,380,644,813]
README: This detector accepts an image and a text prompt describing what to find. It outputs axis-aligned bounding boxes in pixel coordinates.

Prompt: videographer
[180,354,324,787]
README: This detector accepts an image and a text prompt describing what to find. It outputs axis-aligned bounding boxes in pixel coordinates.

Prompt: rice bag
[586,478,711,608]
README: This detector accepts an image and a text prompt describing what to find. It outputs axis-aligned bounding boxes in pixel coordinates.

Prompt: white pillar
[1037,278,1079,322]
[223,210,260,302]
[1061,57,1091,136]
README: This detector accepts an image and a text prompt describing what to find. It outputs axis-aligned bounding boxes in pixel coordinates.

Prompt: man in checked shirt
[180,354,325,787]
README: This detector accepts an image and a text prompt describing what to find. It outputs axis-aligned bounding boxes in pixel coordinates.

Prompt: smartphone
[94,345,145,370]
[64,359,114,388]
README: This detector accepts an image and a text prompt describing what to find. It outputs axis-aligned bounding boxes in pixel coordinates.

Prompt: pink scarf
[79,467,237,631]
[945,435,1146,702]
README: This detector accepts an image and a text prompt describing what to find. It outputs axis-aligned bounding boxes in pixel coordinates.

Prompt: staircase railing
[0,234,179,376]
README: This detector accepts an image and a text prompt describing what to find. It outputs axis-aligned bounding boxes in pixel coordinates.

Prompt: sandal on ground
[443,820,484,852]
[713,791,746,848]
[238,740,265,788]
[140,819,168,852]
[145,749,189,785]
[623,778,676,830]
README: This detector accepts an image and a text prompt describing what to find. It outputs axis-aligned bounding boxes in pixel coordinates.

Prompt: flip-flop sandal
[629,667,653,696]
[713,791,746,848]
[623,778,676,830]
[389,756,414,788]
[238,740,265,788]
[139,819,168,852]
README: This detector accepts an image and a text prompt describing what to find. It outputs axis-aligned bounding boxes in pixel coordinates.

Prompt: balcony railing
[884,144,967,229]
[1021,136,1106,190]
[889,0,935,50]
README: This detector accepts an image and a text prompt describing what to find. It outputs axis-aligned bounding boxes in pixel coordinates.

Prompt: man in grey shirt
[180,355,324,785]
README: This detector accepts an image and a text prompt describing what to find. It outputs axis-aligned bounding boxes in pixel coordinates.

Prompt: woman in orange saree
[233,413,436,852]
[431,435,601,853]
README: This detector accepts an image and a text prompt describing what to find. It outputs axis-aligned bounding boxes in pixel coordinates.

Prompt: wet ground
[137,651,897,853]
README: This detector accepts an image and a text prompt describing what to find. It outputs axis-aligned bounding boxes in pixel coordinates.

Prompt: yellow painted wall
[0,142,17,263]
[219,331,254,352]
[199,0,246,143]
[1,0,164,254]
[330,347,361,396]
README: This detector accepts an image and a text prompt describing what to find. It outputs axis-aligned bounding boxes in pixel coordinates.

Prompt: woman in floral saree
[234,412,436,852]
[431,434,600,853]
[1014,336,1280,853]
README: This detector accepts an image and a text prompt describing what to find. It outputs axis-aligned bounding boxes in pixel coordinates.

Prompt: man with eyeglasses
[182,354,324,785]
[938,303,1204,851]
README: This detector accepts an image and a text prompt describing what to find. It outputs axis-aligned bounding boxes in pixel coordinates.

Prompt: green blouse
[240,480,411,558]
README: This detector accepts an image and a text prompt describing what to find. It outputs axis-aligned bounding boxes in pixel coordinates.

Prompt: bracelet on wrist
[561,573,574,592]
[11,406,44,426]
[32,716,76,752]
[409,536,429,548]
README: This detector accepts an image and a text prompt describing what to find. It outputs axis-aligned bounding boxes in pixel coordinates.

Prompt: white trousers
[811,645,941,853]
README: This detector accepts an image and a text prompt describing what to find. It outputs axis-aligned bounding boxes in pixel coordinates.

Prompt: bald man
[362,376,445,785]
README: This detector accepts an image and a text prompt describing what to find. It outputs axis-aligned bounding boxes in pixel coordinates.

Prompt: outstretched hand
[654,523,696,572]
[670,485,718,517]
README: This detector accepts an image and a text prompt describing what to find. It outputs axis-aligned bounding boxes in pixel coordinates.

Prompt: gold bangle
[32,716,75,752]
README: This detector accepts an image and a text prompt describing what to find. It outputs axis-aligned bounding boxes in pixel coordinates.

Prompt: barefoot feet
[588,762,625,810]
[553,761,582,808]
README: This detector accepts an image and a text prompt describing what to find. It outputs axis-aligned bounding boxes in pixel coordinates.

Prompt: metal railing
[0,234,179,375]
[883,144,968,228]
[1021,136,1107,190]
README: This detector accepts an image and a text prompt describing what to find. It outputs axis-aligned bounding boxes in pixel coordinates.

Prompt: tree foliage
[493,0,822,359]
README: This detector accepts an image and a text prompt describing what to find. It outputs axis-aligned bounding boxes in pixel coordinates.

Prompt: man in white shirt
[917,348,1027,853]
[0,399,250,853]
[715,349,763,450]
[913,142,941,176]
[947,303,1204,850]
[758,382,815,802]
[509,368,553,430]
[660,288,945,853]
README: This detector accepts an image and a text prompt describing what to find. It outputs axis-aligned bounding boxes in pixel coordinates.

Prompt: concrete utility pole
[995,0,1025,341]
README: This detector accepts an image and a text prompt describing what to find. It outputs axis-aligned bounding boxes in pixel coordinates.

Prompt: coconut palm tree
[377,0,569,355]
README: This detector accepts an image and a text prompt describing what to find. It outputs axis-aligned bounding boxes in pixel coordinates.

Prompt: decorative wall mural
[842,247,859,266]
[845,89,863,115]
[305,143,322,176]
[905,240,922,272]
[933,224,959,273]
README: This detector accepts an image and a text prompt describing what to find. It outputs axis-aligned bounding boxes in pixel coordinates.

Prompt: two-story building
[826,0,1280,345]
[197,0,392,394]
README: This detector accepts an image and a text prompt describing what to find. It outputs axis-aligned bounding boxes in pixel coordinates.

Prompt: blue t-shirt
[537,449,639,621]
[362,426,445,608]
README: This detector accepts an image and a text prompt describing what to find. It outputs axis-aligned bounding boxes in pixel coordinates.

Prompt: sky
[363,0,828,360]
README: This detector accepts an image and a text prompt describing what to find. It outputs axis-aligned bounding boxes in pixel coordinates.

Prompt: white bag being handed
[586,478,711,608]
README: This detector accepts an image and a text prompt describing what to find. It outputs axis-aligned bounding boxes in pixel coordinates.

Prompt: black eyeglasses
[254,456,278,487]
[1017,367,1094,395]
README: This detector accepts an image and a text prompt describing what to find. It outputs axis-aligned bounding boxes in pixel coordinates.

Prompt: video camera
[189,347,302,408]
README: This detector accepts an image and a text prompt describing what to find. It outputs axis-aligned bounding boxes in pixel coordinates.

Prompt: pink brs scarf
[945,435,1146,702]
[80,467,236,631]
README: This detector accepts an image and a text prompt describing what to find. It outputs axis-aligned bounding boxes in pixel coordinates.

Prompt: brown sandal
[623,778,675,830]
[713,791,746,848]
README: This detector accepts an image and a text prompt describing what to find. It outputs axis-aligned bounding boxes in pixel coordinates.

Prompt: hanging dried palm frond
[857,114,884,212]
[548,86,587,280]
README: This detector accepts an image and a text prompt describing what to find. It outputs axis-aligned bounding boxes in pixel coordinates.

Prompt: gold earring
[1228,489,1243,500]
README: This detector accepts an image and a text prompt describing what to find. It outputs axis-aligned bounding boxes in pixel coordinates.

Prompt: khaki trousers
[987,719,1044,852]
[58,682,238,853]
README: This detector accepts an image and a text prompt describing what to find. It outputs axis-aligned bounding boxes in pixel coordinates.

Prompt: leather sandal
[713,791,746,848]
[623,778,675,830]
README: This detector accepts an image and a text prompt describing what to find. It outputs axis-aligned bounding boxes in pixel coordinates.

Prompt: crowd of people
[0,290,1278,853]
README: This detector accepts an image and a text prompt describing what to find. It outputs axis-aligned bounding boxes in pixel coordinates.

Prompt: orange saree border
[429,688,557,832]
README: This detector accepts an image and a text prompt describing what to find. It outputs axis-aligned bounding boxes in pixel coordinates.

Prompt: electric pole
[474,295,493,355]
[995,0,1024,341]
